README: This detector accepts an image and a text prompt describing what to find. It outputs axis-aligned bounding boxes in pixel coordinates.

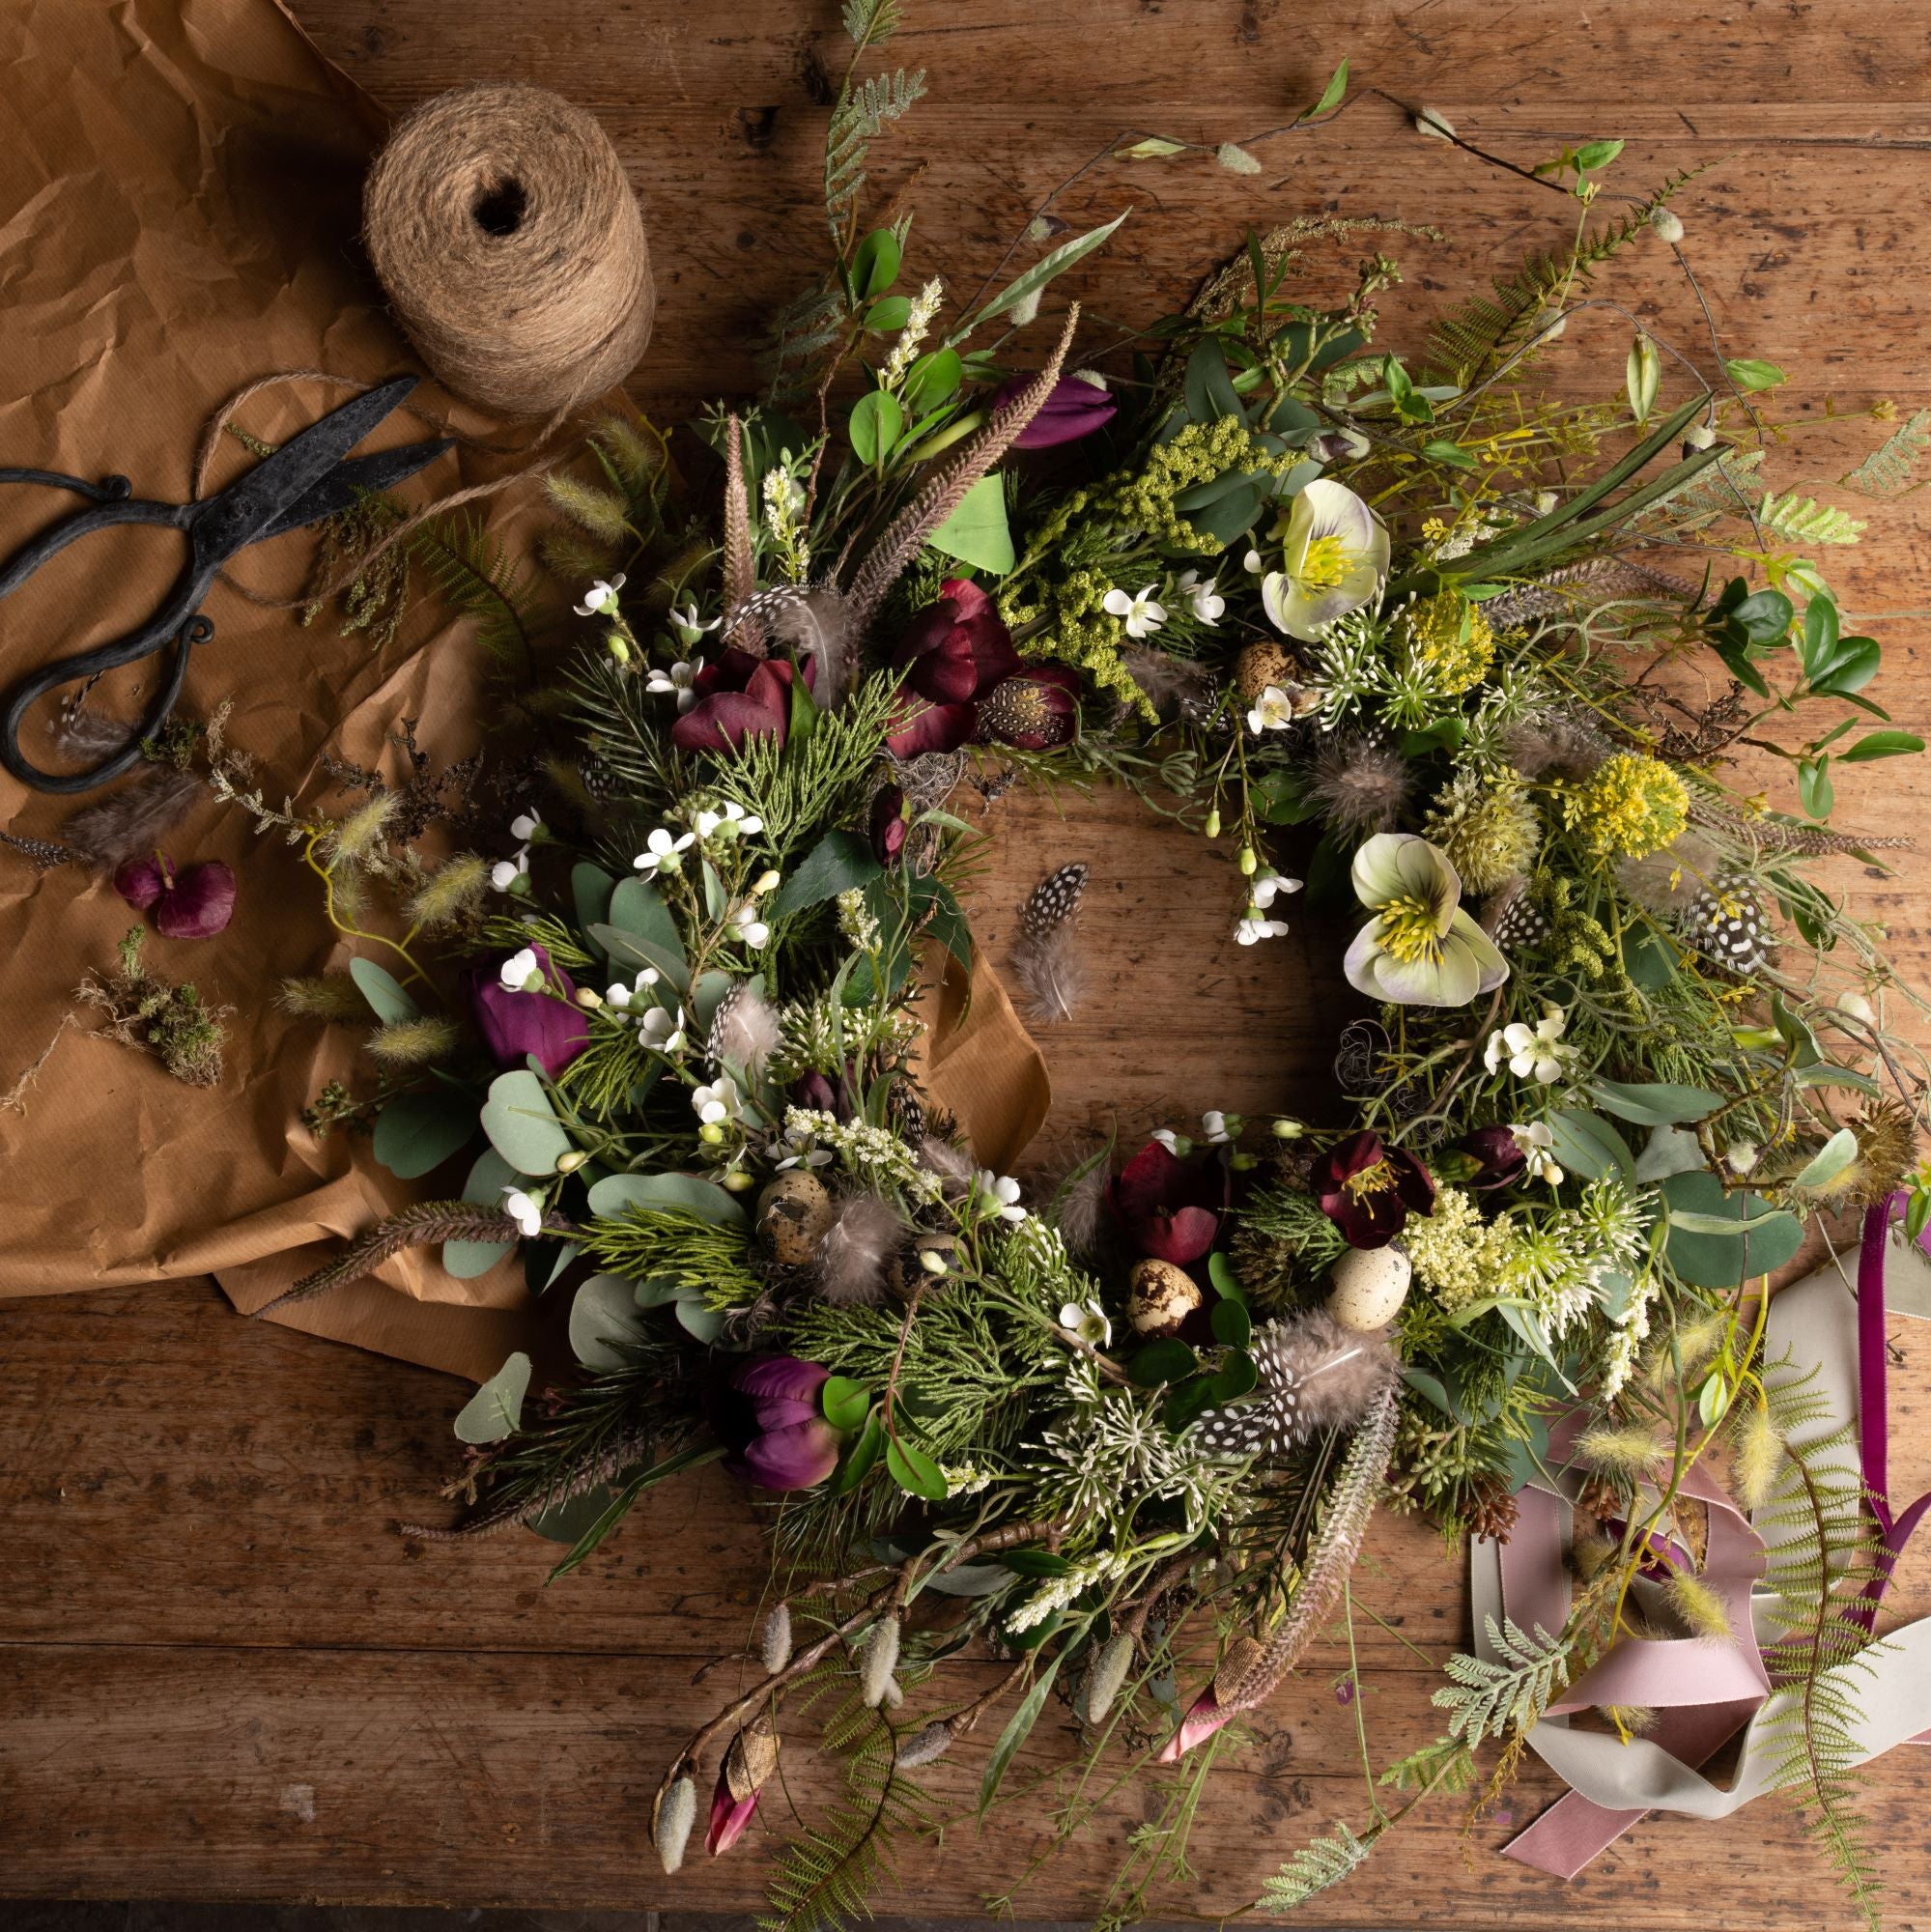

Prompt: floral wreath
[206,21,1931,1928]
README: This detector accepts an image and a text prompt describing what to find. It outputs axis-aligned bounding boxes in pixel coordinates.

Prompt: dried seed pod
[760,1602,792,1674]
[651,1774,696,1875]
[859,1615,901,1708]
[1082,1632,1135,1726]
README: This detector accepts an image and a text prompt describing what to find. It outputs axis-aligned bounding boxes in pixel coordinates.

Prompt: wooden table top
[8,1,1931,1924]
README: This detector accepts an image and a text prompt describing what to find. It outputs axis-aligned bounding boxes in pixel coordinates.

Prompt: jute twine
[362,82,655,420]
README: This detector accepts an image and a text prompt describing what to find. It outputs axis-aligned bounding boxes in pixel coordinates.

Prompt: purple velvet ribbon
[1853,1197,1931,1627]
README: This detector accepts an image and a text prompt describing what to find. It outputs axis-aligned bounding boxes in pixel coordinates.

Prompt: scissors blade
[194,376,423,558]
[254,438,456,540]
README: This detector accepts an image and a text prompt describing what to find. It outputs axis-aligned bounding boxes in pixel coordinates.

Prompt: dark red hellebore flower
[1108,1139,1220,1264]
[115,853,237,939]
[1310,1129,1434,1250]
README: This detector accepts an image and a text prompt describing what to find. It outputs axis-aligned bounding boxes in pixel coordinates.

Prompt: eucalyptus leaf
[349,956,419,1025]
[1660,1170,1803,1286]
[1548,1109,1633,1181]
[1794,1126,1860,1190]
[372,1088,475,1180]
[1588,1079,1720,1125]
[569,1274,649,1370]
[444,1148,520,1278]
[585,1171,748,1229]
[480,1069,574,1176]
[453,1350,531,1444]
[675,1294,727,1343]
[1634,1124,1707,1182]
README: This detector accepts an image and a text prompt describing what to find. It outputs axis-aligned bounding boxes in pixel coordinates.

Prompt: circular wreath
[265,89,1930,1932]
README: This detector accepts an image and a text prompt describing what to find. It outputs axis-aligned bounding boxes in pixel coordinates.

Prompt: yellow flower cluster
[1404,592,1494,696]
[1424,769,1541,894]
[1561,753,1690,860]
[1404,1185,1511,1309]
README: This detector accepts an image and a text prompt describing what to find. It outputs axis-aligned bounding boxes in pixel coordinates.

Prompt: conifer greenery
[240,12,1931,1926]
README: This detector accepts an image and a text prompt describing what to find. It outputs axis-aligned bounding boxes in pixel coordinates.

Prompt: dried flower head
[1731,1400,1785,1512]
[1663,1572,1732,1644]
[366,1015,461,1066]
[407,853,490,931]
[277,975,368,1021]
[326,791,397,867]
[1423,769,1541,894]
[1404,592,1494,695]
[1560,753,1690,860]
[1832,1097,1921,1208]
[1307,731,1413,838]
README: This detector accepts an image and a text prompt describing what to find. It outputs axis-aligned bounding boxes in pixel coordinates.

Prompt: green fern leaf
[824,68,927,243]
[1842,408,1931,498]
[1257,1822,1374,1912]
[409,513,542,677]
[1433,1615,1572,1743]
[1757,489,1866,546]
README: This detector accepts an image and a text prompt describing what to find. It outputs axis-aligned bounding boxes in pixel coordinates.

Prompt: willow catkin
[363,82,655,419]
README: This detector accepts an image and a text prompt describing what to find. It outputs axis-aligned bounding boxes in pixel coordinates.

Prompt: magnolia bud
[1271,1117,1307,1140]
[555,1150,588,1175]
[651,1775,696,1875]
[860,1616,901,1708]
[575,987,604,1009]
[760,1602,792,1673]
[723,1169,754,1193]
[1649,207,1685,244]
[1204,808,1222,839]
[1083,1633,1136,1725]
[1237,846,1258,876]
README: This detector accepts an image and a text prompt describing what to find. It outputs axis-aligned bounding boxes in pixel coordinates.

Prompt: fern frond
[1757,489,1866,546]
[1434,1614,1572,1744]
[1842,408,1931,498]
[410,513,542,675]
[1257,1822,1373,1912]
[824,68,927,245]
[1425,169,1705,387]
[1377,1734,1478,1793]
[841,0,901,46]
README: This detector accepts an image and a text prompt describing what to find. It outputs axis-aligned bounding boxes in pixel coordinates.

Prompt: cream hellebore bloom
[646,658,703,711]
[1059,1298,1112,1348]
[1176,570,1226,625]
[1484,1006,1574,1084]
[1104,582,1168,639]
[1261,480,1390,640]
[1342,833,1510,1007]
[501,1186,545,1237]
[634,826,696,878]
[975,1170,1028,1223]
[1512,1121,1565,1187]
[574,573,626,617]
[497,946,543,992]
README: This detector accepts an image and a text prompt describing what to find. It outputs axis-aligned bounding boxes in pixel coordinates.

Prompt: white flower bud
[554,1150,588,1174]
[760,1602,792,1673]
[575,987,604,1009]
[859,1616,901,1708]
[652,1775,696,1874]
[1649,207,1685,244]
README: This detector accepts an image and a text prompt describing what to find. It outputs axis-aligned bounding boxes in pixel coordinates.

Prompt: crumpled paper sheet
[0,0,1049,1382]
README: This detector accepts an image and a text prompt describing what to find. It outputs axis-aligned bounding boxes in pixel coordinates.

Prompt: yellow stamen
[1295,532,1352,593]
[1343,1159,1396,1202]
[1377,893,1444,965]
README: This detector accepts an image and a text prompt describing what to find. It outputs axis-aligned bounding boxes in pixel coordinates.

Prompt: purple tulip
[1311,1130,1435,1249]
[732,1355,840,1492]
[468,943,589,1080]
[993,373,1118,448]
[114,852,238,939]
[671,648,808,755]
[1108,1140,1220,1264]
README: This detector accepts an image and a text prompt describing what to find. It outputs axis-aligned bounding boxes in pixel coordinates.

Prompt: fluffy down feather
[1011,920,1087,1025]
[813,1191,908,1306]
[1306,732,1411,838]
[711,983,781,1075]
[61,767,202,870]
[917,1135,976,1194]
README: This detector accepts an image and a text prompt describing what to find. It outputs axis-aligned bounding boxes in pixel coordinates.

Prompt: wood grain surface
[8,0,1931,1924]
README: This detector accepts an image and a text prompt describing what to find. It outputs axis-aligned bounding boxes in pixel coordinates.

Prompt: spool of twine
[362,82,655,420]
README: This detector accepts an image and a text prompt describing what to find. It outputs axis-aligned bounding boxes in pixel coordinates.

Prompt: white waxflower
[1512,1121,1565,1187]
[1201,1111,1233,1145]
[497,947,542,991]
[1245,685,1298,734]
[646,658,703,712]
[501,1187,544,1238]
[1059,1298,1113,1348]
[667,603,721,646]
[727,900,771,950]
[694,801,763,841]
[573,573,626,617]
[693,1074,742,1125]
[974,1169,1028,1223]
[1236,915,1292,945]
[1151,1127,1183,1154]
[776,1121,834,1170]
[1175,570,1226,625]
[605,967,661,1010]
[638,1005,688,1053]
[509,812,540,841]
[1103,582,1168,639]
[490,849,529,894]
[1250,871,1301,910]
[1484,1006,1573,1084]
[634,826,696,878]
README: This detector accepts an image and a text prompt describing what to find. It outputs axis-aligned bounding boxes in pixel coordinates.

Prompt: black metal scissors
[0,376,451,794]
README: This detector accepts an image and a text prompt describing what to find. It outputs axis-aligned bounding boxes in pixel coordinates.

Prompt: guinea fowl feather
[814,1191,907,1306]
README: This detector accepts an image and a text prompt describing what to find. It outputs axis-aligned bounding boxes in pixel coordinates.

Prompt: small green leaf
[1208,1350,1260,1402]
[1794,1126,1860,1190]
[1660,1170,1804,1286]
[1725,357,1788,392]
[1129,1338,1199,1385]
[1587,1079,1720,1125]
[1634,1124,1706,1182]
[930,472,1014,571]
[1210,1299,1252,1349]
[1798,755,1834,820]
[948,209,1130,343]
[1573,136,1624,172]
[1300,56,1349,121]
[887,1436,949,1501]
[822,1376,872,1432]
[371,1088,474,1179]
[569,1274,648,1371]
[1207,1251,1247,1306]
[349,957,418,1025]
[980,1655,1062,1810]
[901,347,962,413]
[480,1069,574,1175]
[1421,438,1477,469]
[863,295,913,332]
[454,1351,531,1444]
[1116,135,1188,159]
[1547,1110,1633,1180]
[444,1149,520,1278]
[834,1413,885,1493]
[1626,332,1661,425]
[852,227,901,298]
[999,1548,1073,1578]
[849,388,904,465]
[1840,729,1925,763]
[766,830,883,921]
